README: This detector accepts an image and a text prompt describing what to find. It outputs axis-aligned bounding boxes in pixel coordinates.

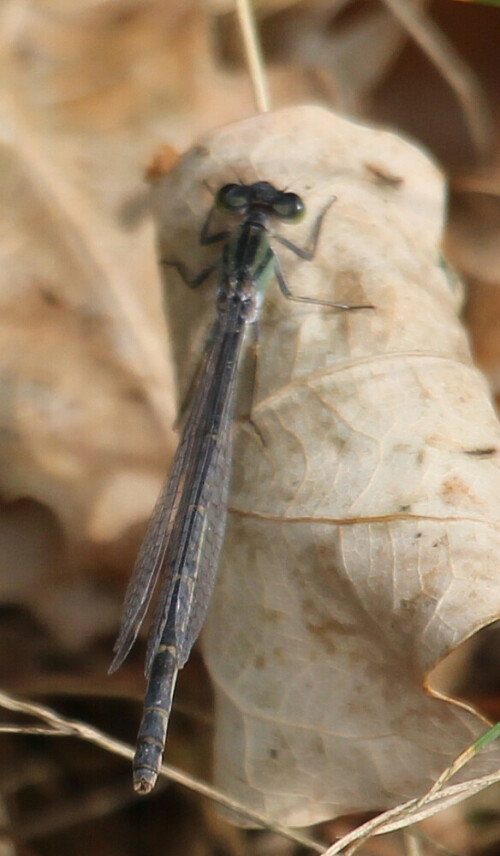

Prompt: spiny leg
[271,195,373,310]
[198,210,231,247]
[160,258,218,290]
[159,199,231,288]
[273,195,337,260]
[274,255,373,311]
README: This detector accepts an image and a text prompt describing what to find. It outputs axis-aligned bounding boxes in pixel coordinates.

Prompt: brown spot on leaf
[464,447,497,457]
[440,475,478,507]
[145,145,181,181]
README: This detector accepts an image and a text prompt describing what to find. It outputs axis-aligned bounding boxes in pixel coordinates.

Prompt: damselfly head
[215,181,306,223]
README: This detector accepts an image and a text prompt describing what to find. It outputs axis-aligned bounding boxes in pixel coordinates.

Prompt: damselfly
[110,180,371,793]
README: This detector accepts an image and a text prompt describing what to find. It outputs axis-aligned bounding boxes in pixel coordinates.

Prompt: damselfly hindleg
[272,197,373,311]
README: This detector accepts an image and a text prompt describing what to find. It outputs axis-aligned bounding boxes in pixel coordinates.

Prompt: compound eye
[272,192,306,222]
[216,184,249,212]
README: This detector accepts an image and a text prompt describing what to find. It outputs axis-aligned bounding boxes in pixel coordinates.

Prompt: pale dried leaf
[152,105,500,827]
[0,100,174,566]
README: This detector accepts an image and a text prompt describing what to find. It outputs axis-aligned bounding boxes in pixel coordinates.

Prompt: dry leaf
[0,96,177,646]
[151,105,500,827]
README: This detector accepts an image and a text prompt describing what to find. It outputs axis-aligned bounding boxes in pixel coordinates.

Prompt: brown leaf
[445,168,500,404]
[152,105,500,826]
[0,98,175,590]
